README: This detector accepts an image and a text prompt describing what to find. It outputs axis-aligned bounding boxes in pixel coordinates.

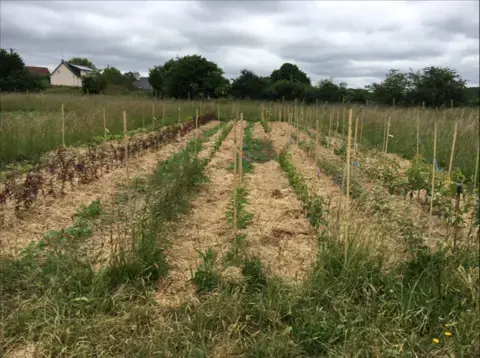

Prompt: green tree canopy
[407,66,467,107]
[122,71,140,91]
[367,69,410,105]
[271,63,311,86]
[165,55,227,98]
[230,69,270,99]
[67,57,96,70]
[272,80,308,101]
[149,55,227,99]
[102,66,123,85]
[82,70,107,94]
[0,48,47,92]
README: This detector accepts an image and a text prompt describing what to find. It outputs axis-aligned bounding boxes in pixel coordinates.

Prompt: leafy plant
[192,248,221,293]
[279,148,328,230]
[406,155,431,198]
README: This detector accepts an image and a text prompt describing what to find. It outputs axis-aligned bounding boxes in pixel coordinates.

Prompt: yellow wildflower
[444,331,453,337]
[432,338,440,344]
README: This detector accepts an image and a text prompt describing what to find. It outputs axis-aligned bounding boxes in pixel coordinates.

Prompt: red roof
[25,66,50,76]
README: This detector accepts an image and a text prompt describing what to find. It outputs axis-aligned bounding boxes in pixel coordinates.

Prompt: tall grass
[0,93,215,167]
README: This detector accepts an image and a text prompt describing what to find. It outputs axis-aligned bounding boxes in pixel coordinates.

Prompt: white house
[50,60,93,87]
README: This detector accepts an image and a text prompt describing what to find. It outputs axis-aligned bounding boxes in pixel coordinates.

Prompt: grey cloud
[197,1,289,16]
[1,0,478,87]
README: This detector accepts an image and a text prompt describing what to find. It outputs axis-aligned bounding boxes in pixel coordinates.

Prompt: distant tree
[213,77,231,98]
[346,88,370,104]
[407,66,467,107]
[68,57,96,70]
[316,79,341,102]
[367,69,410,105]
[148,59,176,96]
[156,55,227,99]
[102,66,123,85]
[82,70,107,94]
[230,69,270,99]
[271,80,308,101]
[0,48,42,92]
[122,71,140,91]
[463,86,479,106]
[271,63,311,86]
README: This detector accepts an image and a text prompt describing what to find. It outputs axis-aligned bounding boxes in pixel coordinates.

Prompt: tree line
[148,55,478,107]
[1,48,478,107]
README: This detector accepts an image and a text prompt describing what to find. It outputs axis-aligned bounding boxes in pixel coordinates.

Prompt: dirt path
[0,121,220,256]
[155,121,239,307]
[242,122,317,282]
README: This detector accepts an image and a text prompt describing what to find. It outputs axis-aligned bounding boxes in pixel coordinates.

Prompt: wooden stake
[177,104,180,124]
[162,103,165,128]
[217,103,220,121]
[416,110,420,156]
[315,119,319,166]
[384,116,391,154]
[123,110,129,180]
[448,120,458,178]
[359,117,364,148]
[297,111,301,142]
[152,103,155,130]
[345,109,353,265]
[61,103,65,147]
[142,105,145,129]
[353,117,359,149]
[233,120,238,237]
[233,119,238,186]
[239,113,244,181]
[428,122,437,239]
[103,107,107,141]
[328,111,333,150]
[294,99,297,130]
[474,144,479,192]
[382,116,387,152]
[195,108,199,154]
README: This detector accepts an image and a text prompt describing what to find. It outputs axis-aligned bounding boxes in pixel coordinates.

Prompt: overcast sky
[1,1,479,88]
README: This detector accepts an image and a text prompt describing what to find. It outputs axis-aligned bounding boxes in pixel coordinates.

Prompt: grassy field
[1,93,478,183]
[0,93,479,357]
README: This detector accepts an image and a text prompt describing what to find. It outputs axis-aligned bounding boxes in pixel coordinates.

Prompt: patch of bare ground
[155,121,240,308]
[242,122,316,282]
[0,121,220,256]
[4,343,36,358]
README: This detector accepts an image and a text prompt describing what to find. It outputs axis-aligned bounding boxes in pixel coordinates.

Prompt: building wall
[50,63,82,87]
